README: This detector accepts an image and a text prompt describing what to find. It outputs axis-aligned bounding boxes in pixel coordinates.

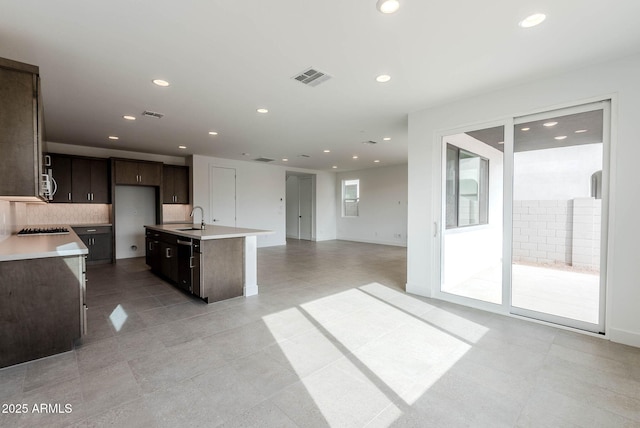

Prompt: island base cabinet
[199,238,244,303]
[0,255,85,369]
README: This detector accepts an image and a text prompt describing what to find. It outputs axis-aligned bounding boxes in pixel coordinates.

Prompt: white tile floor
[443,263,600,324]
[1,240,638,427]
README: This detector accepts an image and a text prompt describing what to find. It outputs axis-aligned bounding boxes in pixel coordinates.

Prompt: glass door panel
[440,126,504,305]
[511,104,607,332]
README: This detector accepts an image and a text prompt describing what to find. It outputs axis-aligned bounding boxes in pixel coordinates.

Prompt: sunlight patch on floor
[108,304,128,332]
[263,283,488,425]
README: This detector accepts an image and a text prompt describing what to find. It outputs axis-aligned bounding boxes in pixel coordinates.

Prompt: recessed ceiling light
[178,145,187,149]
[521,127,530,131]
[332,166,338,169]
[376,74,391,83]
[123,115,136,121]
[108,136,119,140]
[257,108,269,114]
[543,121,558,127]
[282,158,288,162]
[575,129,588,133]
[152,79,170,87]
[208,131,218,136]
[323,150,331,153]
[554,136,567,140]
[374,160,380,163]
[519,13,546,28]
[353,155,359,159]
[376,0,400,14]
[383,137,391,141]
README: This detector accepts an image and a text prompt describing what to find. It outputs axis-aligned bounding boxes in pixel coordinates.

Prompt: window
[342,179,360,217]
[446,144,489,228]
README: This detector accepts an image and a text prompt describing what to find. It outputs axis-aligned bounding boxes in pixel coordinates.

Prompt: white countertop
[145,223,273,240]
[0,226,88,262]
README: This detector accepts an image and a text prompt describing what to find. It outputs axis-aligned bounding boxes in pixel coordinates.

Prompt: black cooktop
[17,227,70,236]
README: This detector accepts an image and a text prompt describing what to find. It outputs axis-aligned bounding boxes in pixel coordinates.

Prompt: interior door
[510,102,609,333]
[299,177,313,240]
[211,166,236,227]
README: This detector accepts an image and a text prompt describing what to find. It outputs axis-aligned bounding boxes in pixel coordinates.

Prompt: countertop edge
[145,224,274,240]
[0,226,89,262]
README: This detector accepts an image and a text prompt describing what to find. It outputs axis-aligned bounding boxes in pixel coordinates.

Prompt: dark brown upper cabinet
[114,159,162,186]
[163,165,189,204]
[47,154,72,203]
[0,57,46,201]
[47,154,109,203]
[71,157,109,203]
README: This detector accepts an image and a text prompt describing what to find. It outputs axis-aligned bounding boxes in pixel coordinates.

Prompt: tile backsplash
[0,200,11,240]
[0,203,190,237]
[26,203,111,225]
[163,204,192,223]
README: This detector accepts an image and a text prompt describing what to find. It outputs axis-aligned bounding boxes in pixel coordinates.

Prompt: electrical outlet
[394,233,402,239]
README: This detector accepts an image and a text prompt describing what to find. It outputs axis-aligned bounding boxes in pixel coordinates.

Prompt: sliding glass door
[440,125,505,306]
[510,102,608,333]
[438,101,609,333]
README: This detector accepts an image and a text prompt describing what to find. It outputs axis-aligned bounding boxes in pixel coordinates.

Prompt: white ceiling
[2,1,640,171]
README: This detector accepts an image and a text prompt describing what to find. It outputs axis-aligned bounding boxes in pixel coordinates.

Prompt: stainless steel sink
[175,227,202,231]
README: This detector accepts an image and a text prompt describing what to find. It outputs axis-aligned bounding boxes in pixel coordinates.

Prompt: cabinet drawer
[72,225,111,235]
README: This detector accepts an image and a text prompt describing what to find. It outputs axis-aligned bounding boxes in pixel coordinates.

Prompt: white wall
[514,144,603,200]
[191,155,336,248]
[336,164,407,247]
[407,53,640,347]
[114,186,156,259]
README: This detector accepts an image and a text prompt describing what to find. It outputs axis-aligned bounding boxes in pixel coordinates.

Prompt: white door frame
[285,172,316,241]
[433,118,512,316]
[210,166,237,227]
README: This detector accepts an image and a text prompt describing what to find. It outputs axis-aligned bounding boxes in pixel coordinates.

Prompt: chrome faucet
[190,206,206,230]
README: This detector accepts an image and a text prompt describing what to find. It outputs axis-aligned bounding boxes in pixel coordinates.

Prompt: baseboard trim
[609,327,640,348]
[337,237,407,248]
[405,282,431,298]
[244,284,259,297]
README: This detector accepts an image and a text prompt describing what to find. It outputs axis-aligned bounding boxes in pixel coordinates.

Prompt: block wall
[513,198,601,270]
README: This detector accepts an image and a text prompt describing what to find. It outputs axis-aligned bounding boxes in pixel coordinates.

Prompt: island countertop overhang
[145,223,273,240]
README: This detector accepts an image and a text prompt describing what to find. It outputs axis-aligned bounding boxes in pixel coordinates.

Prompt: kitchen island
[0,226,88,368]
[144,224,272,303]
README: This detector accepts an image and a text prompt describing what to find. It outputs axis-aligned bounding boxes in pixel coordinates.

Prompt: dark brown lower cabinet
[144,228,243,303]
[0,255,86,369]
[146,237,161,272]
[159,241,178,283]
[72,226,113,264]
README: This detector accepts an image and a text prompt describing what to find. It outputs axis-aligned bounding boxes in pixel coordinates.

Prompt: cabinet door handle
[87,229,97,232]
[148,241,153,251]
[44,154,51,167]
[68,192,72,201]
[87,193,91,201]
[189,256,194,269]
[166,248,171,258]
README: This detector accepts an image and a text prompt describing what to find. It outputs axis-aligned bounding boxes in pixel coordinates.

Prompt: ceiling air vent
[298,154,311,158]
[254,157,275,163]
[362,140,378,145]
[142,110,165,119]
[292,67,332,87]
